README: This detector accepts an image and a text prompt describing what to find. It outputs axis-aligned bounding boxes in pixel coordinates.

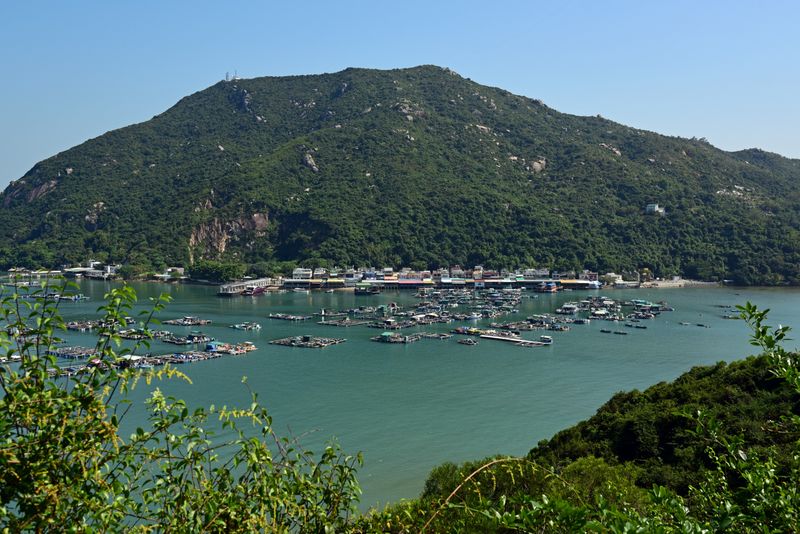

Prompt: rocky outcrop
[393,100,426,121]
[26,180,57,202]
[1,178,58,207]
[302,152,319,172]
[84,201,106,230]
[188,212,269,260]
[529,157,547,173]
[599,143,622,157]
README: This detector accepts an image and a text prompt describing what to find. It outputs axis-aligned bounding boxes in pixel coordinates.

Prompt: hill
[363,352,800,531]
[2,65,799,284]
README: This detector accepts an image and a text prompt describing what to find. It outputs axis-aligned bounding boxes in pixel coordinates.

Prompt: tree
[0,280,361,531]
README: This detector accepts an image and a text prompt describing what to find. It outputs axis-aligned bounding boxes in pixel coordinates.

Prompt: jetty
[217,277,280,297]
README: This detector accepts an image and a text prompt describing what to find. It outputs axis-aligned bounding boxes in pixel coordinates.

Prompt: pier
[217,277,280,296]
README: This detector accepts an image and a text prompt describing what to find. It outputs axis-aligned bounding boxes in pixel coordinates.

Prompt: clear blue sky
[2,0,798,188]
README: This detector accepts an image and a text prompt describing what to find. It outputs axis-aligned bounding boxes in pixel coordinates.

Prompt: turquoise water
[52,281,800,509]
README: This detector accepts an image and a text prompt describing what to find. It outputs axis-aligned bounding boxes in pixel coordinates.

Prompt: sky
[1,0,798,188]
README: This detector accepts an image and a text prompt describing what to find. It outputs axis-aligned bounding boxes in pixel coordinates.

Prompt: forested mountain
[2,65,799,284]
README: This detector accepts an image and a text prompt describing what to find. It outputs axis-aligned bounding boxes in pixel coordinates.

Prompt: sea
[42,281,800,509]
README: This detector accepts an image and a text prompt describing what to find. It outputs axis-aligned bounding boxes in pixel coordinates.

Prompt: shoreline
[638,279,721,289]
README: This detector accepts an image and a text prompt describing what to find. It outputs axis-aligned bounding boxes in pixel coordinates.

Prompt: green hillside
[362,351,800,531]
[2,65,799,284]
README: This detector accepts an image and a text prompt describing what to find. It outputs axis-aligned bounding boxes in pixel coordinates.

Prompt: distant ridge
[2,65,799,284]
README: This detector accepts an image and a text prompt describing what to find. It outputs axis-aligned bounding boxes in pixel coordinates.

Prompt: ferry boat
[534,282,559,293]
[241,286,265,296]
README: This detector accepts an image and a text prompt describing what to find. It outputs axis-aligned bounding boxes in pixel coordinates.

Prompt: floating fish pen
[270,335,346,348]
[371,332,422,344]
[161,332,214,346]
[50,343,260,377]
[421,333,452,340]
[268,313,312,321]
[47,346,98,359]
[317,318,372,327]
[314,309,349,318]
[163,316,212,326]
[67,320,103,332]
[119,329,172,340]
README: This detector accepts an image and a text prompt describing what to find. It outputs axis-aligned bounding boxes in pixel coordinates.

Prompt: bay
[53,281,800,509]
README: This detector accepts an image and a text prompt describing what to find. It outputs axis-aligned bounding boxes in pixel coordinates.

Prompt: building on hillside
[645,203,666,216]
[292,268,313,279]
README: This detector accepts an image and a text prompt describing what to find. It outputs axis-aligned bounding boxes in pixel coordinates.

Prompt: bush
[0,280,361,531]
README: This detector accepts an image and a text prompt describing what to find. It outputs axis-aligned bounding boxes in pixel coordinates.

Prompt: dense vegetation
[2,282,800,531]
[2,65,800,283]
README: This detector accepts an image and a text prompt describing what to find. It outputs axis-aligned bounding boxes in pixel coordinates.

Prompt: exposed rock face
[188,213,269,260]
[84,201,106,229]
[302,152,319,172]
[599,143,622,157]
[2,179,58,207]
[529,158,547,173]
[394,100,426,121]
[27,180,58,202]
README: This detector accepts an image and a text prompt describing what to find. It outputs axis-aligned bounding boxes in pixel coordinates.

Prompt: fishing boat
[230,322,261,331]
[355,285,381,296]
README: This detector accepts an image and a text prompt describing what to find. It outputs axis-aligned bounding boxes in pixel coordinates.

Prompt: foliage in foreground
[0,282,361,531]
[2,283,800,532]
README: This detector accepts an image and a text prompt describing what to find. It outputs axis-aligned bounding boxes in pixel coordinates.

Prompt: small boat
[539,335,553,345]
[635,325,647,329]
[230,322,261,331]
[600,329,612,334]
[355,286,381,296]
[458,338,479,346]
[614,331,628,335]
[293,288,310,294]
